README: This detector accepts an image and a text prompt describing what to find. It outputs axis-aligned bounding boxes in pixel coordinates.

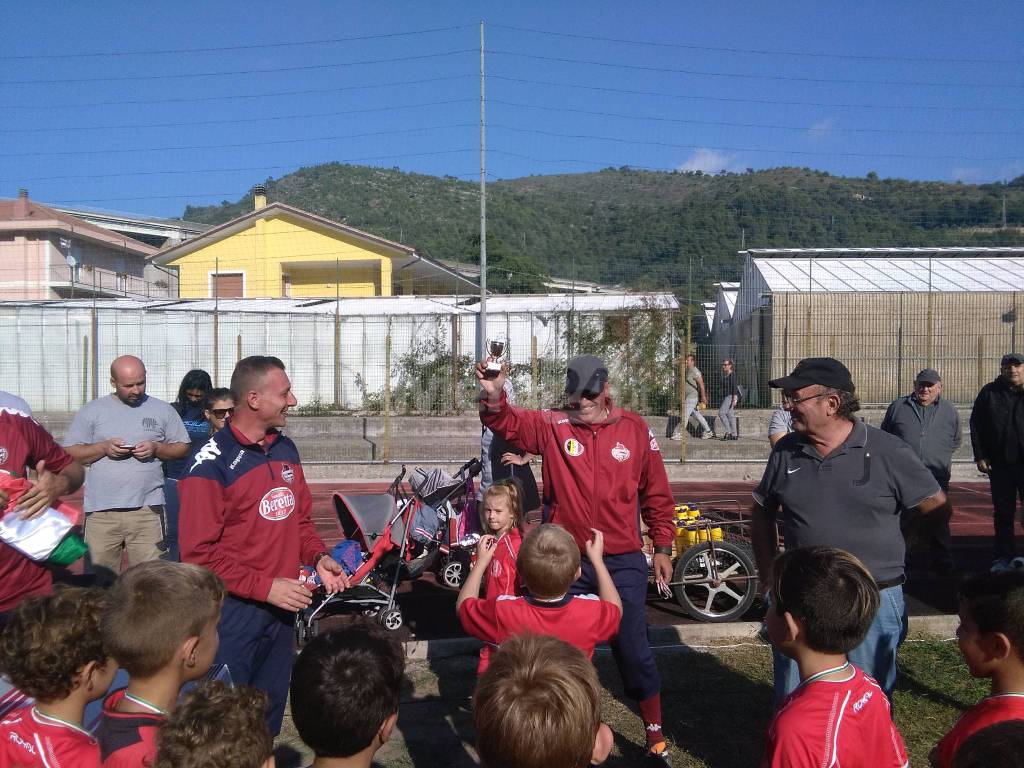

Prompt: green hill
[183,165,1024,292]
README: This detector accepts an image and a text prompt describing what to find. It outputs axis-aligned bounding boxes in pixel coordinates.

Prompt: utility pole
[477,20,487,361]
[686,253,693,350]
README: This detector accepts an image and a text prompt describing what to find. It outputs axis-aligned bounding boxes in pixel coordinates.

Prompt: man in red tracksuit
[477,354,676,764]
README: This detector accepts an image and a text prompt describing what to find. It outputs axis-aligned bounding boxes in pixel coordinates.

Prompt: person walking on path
[476,354,676,764]
[881,368,962,573]
[65,355,189,581]
[750,357,950,707]
[670,354,713,441]
[718,358,739,440]
[970,353,1024,570]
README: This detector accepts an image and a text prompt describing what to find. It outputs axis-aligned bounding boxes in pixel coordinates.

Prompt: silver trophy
[485,339,506,379]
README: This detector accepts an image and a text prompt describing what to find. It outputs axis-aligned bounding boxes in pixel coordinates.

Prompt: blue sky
[1,1,1021,218]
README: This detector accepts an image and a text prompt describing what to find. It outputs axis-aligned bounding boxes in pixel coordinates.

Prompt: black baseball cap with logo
[769,357,855,393]
[565,355,608,399]
[1002,353,1024,366]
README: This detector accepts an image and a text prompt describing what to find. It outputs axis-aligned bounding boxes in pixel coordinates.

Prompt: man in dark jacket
[882,368,962,572]
[970,353,1024,569]
[476,354,675,764]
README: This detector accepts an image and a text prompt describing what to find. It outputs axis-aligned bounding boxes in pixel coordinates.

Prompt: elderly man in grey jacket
[881,368,962,573]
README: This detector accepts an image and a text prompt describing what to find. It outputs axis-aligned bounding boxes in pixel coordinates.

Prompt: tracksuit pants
[991,462,1024,560]
[570,551,661,702]
[215,595,295,735]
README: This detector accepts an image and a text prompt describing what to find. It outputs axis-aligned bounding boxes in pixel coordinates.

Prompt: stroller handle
[459,458,483,478]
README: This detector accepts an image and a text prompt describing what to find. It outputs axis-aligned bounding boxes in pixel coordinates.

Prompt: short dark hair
[203,387,234,412]
[155,682,272,768]
[953,720,1024,768]
[772,546,879,654]
[230,355,285,404]
[826,388,862,420]
[290,617,405,758]
[959,571,1024,662]
[517,524,580,600]
[0,587,108,702]
[474,633,600,768]
[103,561,225,677]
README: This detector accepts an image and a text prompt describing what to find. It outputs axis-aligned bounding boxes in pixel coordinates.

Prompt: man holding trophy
[476,351,676,764]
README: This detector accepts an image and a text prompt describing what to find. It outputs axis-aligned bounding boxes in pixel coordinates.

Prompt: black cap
[565,355,608,397]
[915,368,941,384]
[769,357,855,393]
[1002,353,1024,366]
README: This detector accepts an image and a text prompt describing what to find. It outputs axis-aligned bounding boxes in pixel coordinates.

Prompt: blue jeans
[162,478,180,561]
[718,396,736,437]
[772,584,907,709]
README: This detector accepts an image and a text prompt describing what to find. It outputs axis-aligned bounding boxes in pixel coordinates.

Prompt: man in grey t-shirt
[670,355,713,440]
[751,357,949,707]
[65,355,189,578]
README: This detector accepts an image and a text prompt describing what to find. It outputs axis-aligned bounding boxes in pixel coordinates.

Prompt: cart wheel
[379,608,404,631]
[440,559,466,590]
[672,541,758,623]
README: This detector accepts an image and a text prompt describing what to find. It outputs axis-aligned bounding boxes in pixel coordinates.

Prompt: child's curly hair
[0,587,108,702]
[155,682,272,768]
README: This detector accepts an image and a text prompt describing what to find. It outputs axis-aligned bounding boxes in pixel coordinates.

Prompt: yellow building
[153,187,475,298]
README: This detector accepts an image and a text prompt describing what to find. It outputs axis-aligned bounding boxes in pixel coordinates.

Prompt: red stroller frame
[294,459,481,643]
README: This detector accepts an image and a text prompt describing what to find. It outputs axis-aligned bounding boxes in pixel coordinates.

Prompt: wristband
[312,551,331,569]
[653,546,673,557]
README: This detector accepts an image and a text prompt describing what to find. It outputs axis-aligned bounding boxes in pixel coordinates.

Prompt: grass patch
[273,637,986,768]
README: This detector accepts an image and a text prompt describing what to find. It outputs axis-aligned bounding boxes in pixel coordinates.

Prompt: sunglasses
[209,407,234,417]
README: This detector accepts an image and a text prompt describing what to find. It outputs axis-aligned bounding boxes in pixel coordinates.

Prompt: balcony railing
[50,263,172,299]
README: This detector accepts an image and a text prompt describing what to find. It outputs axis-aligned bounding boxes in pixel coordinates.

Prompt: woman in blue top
[163,369,212,560]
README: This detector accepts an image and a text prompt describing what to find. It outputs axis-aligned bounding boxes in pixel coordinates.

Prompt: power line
[0,24,475,60]
[0,124,477,159]
[489,74,1024,114]
[490,124,1024,162]
[0,100,478,134]
[490,98,1024,137]
[490,23,1023,66]
[489,49,1024,89]
[6,75,475,111]
[0,49,476,86]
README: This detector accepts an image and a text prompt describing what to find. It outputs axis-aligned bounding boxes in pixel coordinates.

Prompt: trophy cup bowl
[485,340,505,378]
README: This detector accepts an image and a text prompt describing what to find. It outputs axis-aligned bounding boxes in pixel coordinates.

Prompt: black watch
[653,546,673,557]
[312,551,331,568]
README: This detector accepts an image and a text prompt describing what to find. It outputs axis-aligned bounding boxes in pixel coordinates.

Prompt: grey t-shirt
[65,394,189,513]
[752,419,940,582]
[684,366,703,400]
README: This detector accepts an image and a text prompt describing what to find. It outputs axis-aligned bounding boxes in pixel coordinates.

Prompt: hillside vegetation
[183,165,1024,292]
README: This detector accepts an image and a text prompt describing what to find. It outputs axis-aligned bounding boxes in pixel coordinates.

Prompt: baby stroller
[294,458,481,642]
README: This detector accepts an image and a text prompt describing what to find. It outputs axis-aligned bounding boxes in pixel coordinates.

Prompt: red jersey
[934,694,1024,768]
[0,706,100,767]
[459,593,621,672]
[483,529,522,599]
[95,690,163,768]
[0,406,74,612]
[480,394,674,554]
[179,424,327,602]
[761,664,908,768]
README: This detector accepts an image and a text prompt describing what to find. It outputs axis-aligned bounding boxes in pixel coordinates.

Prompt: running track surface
[302,481,1001,641]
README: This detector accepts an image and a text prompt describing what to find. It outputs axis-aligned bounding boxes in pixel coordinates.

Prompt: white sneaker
[669,432,682,441]
[1012,557,1024,571]
[702,432,715,440]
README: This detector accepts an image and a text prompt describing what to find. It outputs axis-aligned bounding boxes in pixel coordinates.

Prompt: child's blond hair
[480,479,524,533]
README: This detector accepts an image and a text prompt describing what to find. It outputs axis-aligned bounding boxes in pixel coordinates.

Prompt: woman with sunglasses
[203,388,235,436]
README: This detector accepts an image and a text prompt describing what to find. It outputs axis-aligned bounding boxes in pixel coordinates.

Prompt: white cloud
[950,165,985,183]
[806,118,835,140]
[675,148,742,174]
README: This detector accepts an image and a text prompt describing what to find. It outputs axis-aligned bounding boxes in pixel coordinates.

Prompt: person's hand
[474,361,506,399]
[585,528,605,562]
[14,461,69,520]
[132,441,157,461]
[699,400,707,409]
[976,459,991,475]
[475,534,497,566]
[266,578,313,612]
[0,488,9,515]
[652,553,673,591]
[315,556,351,593]
[501,452,529,466]
[103,439,133,460]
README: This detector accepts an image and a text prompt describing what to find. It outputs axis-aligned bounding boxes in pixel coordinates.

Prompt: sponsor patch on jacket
[0,447,7,465]
[281,463,295,484]
[259,487,296,521]
[563,438,584,457]
[611,442,631,462]
[648,428,661,452]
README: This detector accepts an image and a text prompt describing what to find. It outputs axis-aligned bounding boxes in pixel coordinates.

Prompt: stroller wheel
[379,608,404,631]
[440,559,466,590]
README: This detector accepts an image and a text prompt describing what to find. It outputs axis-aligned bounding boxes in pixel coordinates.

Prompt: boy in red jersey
[0,587,117,768]
[762,546,909,768]
[931,571,1024,767]
[457,524,621,670]
[97,560,225,768]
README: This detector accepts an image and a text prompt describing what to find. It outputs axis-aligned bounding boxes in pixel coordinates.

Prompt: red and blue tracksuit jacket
[178,423,326,602]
